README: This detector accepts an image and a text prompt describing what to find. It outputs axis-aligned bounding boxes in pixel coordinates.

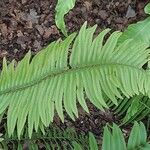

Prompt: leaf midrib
[0,63,142,96]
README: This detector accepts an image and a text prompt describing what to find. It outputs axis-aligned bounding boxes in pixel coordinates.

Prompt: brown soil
[0,0,148,64]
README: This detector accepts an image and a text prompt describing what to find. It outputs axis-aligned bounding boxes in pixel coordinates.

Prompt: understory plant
[1,21,150,138]
[112,3,150,124]
[55,0,76,36]
[1,122,150,149]
[0,2,150,150]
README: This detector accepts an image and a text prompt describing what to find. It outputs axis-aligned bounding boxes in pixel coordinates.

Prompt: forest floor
[0,0,149,147]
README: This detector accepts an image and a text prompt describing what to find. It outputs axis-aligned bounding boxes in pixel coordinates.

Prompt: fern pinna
[0,22,150,138]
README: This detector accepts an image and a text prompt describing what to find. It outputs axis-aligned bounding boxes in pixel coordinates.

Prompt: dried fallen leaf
[28,9,39,24]
[126,5,136,19]
[0,23,8,37]
[35,25,44,35]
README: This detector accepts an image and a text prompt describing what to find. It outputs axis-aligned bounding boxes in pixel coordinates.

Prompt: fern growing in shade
[0,22,150,139]
[111,95,150,124]
[1,122,150,150]
[74,122,150,150]
[107,2,150,125]
[0,126,88,150]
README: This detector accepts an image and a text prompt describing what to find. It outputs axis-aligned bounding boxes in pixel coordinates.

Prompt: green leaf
[89,132,98,150]
[127,122,147,149]
[0,133,3,142]
[55,0,76,36]
[102,124,126,150]
[144,3,150,15]
[112,124,126,150]
[0,138,4,142]
[102,122,150,150]
[139,122,147,145]
[118,17,150,46]
[72,142,83,150]
[123,96,140,123]
[102,126,111,150]
[112,95,150,125]
[17,143,22,150]
[0,22,149,138]
[1,122,150,149]
[118,3,150,46]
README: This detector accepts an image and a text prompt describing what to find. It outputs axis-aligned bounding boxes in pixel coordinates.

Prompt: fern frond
[112,95,150,124]
[1,122,150,149]
[111,55,150,124]
[0,126,88,150]
[55,0,76,36]
[0,22,149,138]
[74,122,150,150]
[118,4,150,46]
[102,122,150,150]
[145,3,150,15]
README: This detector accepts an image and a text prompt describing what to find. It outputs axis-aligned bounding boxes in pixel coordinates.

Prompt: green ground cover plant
[0,1,150,150]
